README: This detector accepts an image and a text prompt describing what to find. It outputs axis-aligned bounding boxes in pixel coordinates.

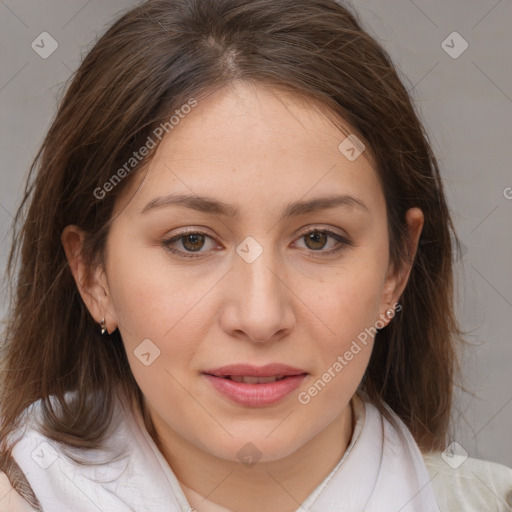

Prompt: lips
[202,364,308,406]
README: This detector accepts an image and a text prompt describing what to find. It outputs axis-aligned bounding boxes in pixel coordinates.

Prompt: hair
[1,0,465,491]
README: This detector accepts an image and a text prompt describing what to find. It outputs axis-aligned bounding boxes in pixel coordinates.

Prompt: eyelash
[161,227,353,259]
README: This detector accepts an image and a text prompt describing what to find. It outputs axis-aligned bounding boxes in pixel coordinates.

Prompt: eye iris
[305,231,327,250]
[183,233,205,252]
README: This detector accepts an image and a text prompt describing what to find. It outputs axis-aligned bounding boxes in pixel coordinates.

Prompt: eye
[161,227,353,259]
[293,228,353,255]
[162,229,219,258]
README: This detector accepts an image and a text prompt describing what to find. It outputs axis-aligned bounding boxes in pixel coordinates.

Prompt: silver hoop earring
[100,318,107,335]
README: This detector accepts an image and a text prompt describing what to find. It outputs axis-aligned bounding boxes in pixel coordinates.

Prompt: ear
[61,225,118,334]
[379,207,424,320]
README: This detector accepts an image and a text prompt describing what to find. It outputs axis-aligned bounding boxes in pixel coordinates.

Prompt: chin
[198,427,306,464]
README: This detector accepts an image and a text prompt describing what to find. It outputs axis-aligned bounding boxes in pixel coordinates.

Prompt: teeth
[228,375,285,384]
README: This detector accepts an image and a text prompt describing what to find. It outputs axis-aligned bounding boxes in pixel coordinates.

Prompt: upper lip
[203,364,307,377]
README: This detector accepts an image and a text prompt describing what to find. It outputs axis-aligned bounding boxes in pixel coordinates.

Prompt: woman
[1,0,511,511]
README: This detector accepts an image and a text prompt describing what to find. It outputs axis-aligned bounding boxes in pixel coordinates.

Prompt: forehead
[115,82,384,219]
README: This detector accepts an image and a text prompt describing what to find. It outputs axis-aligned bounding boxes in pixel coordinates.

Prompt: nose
[219,245,295,344]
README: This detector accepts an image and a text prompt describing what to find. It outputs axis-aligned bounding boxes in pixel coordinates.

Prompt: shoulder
[0,471,39,512]
[422,450,512,511]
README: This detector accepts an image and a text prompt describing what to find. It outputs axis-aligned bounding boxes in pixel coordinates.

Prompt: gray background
[1,0,511,467]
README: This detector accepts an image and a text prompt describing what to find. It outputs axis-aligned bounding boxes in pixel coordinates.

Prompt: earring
[100,318,107,335]
[385,308,395,319]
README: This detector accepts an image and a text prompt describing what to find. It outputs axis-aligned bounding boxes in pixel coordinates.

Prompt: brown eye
[182,233,206,252]
[162,230,218,258]
[294,228,353,256]
[303,231,329,250]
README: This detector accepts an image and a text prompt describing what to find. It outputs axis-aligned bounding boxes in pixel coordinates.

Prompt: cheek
[106,238,214,357]
[298,270,384,412]
[106,251,211,407]
[309,256,386,343]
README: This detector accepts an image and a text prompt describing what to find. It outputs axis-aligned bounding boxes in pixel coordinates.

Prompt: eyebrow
[140,193,369,221]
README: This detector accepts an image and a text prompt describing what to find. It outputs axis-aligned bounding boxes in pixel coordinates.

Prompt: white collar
[11,391,440,511]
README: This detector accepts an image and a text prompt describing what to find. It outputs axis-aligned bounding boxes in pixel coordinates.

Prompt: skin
[62,82,424,512]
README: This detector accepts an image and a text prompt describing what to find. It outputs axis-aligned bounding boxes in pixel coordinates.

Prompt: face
[67,82,421,464]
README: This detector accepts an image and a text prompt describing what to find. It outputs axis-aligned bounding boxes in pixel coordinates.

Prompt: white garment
[7,391,440,512]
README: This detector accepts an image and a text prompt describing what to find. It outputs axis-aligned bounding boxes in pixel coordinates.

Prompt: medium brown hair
[1,0,464,478]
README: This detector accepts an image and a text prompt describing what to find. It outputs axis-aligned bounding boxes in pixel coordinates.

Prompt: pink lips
[202,363,308,407]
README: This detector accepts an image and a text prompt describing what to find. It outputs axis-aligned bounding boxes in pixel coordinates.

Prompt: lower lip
[203,374,307,406]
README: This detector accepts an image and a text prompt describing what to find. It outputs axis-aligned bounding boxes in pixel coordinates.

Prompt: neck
[144,400,355,512]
